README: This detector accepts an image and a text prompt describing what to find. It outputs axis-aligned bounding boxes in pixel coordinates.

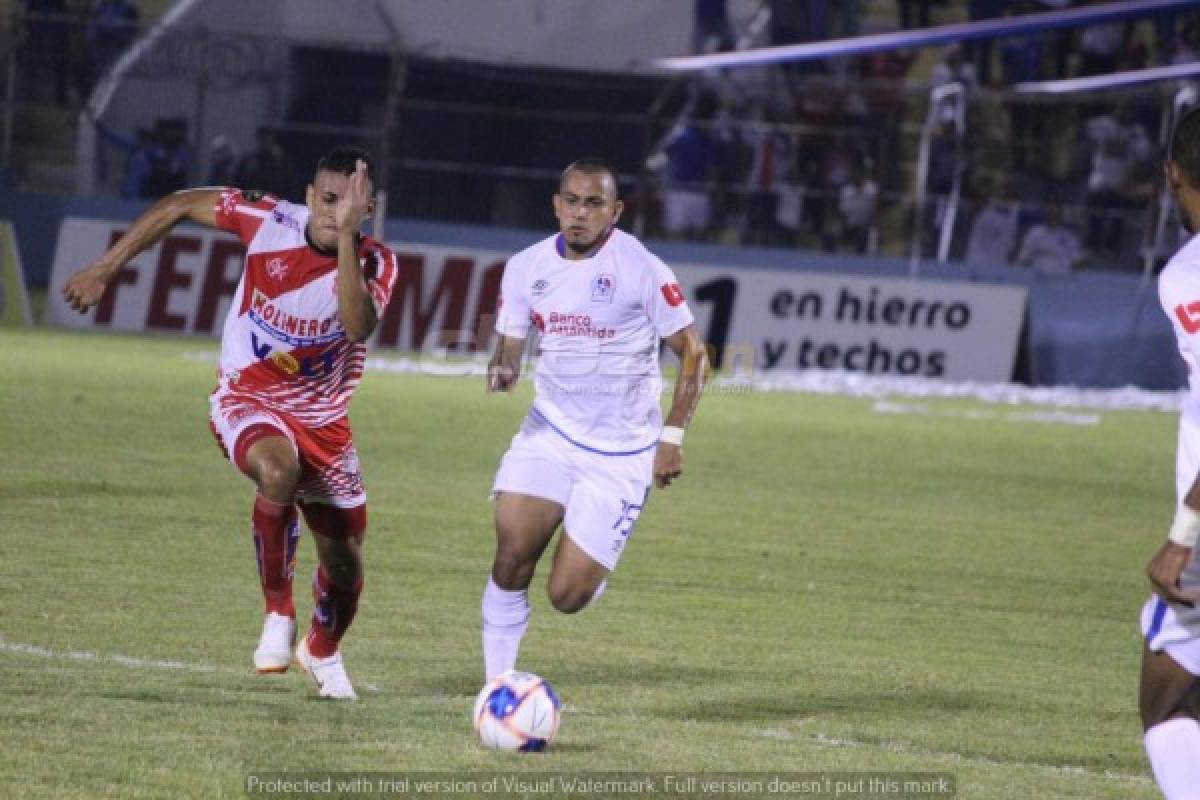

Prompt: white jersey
[495,229,694,453]
[1160,232,1200,425]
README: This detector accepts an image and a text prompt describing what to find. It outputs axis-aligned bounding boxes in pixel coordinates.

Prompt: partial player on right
[1140,105,1200,800]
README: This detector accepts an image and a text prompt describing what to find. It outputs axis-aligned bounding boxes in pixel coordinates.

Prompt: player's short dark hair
[1171,106,1200,188]
[316,145,374,185]
[560,158,621,197]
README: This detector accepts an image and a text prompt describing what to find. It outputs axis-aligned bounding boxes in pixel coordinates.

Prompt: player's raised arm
[61,188,224,313]
[333,160,378,343]
[487,334,526,393]
[1148,477,1200,607]
[654,324,708,488]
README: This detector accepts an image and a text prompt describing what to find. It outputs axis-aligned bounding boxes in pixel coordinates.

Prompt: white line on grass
[0,636,228,674]
[749,728,1151,786]
[0,636,385,694]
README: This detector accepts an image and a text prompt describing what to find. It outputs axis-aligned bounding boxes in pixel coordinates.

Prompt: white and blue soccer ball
[472,670,561,751]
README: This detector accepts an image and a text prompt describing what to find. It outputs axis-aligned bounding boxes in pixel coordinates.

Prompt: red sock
[252,494,299,618]
[306,564,362,658]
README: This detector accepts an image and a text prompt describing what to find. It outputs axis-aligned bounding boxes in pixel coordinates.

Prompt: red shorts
[209,390,366,509]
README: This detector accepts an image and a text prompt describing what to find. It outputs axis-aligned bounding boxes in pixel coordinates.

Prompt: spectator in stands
[835,159,878,254]
[1169,15,1200,66]
[693,0,734,54]
[206,135,237,187]
[860,46,916,189]
[140,117,189,198]
[1035,0,1075,78]
[964,179,1020,267]
[931,44,979,94]
[709,104,751,244]
[235,127,297,198]
[1016,204,1082,274]
[1077,15,1124,77]
[966,0,1005,84]
[94,120,155,199]
[1001,26,1043,170]
[774,157,805,248]
[659,94,718,241]
[1084,105,1152,256]
[742,102,793,246]
[76,0,140,95]
[1118,28,1150,73]
[970,71,1012,175]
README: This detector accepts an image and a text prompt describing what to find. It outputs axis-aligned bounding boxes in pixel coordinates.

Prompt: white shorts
[662,189,710,233]
[1140,414,1200,675]
[492,411,655,572]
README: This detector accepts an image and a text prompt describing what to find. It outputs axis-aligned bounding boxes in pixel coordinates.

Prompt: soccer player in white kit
[481,159,709,681]
[1140,107,1200,799]
[62,147,397,699]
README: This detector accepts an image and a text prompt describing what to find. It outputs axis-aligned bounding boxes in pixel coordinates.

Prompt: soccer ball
[472,670,561,751]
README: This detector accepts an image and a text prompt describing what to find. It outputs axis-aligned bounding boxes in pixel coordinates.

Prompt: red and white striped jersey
[211,188,399,428]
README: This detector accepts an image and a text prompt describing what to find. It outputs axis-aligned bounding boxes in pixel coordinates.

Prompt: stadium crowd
[649,0,1200,270]
[12,0,1200,272]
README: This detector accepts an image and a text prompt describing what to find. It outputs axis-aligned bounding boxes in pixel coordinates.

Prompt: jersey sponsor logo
[591,273,616,303]
[532,279,549,297]
[661,282,685,307]
[543,311,615,339]
[269,350,301,375]
[265,257,288,281]
[248,288,343,347]
[250,331,337,377]
[271,209,302,234]
[1176,301,1200,334]
[531,311,545,332]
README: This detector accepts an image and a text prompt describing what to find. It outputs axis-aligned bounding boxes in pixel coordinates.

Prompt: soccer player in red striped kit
[62,146,398,699]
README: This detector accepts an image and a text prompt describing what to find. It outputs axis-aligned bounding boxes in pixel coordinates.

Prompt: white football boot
[253,612,296,674]
[295,637,357,700]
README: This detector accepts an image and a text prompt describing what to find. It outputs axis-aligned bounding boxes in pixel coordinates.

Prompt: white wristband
[659,425,685,446]
[1169,505,1200,547]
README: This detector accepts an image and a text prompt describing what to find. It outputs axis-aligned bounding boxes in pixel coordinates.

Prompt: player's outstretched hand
[62,261,113,313]
[487,364,517,392]
[1147,540,1200,607]
[335,159,371,236]
[653,443,683,489]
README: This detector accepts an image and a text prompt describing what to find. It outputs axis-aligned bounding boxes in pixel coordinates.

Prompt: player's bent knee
[491,551,536,588]
[254,456,301,499]
[324,558,362,590]
[546,582,591,614]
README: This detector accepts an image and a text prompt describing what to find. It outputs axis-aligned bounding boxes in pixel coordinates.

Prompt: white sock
[1145,718,1200,800]
[481,577,529,682]
[584,578,608,609]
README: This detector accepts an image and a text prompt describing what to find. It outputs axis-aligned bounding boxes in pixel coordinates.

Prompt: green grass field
[0,327,1178,799]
